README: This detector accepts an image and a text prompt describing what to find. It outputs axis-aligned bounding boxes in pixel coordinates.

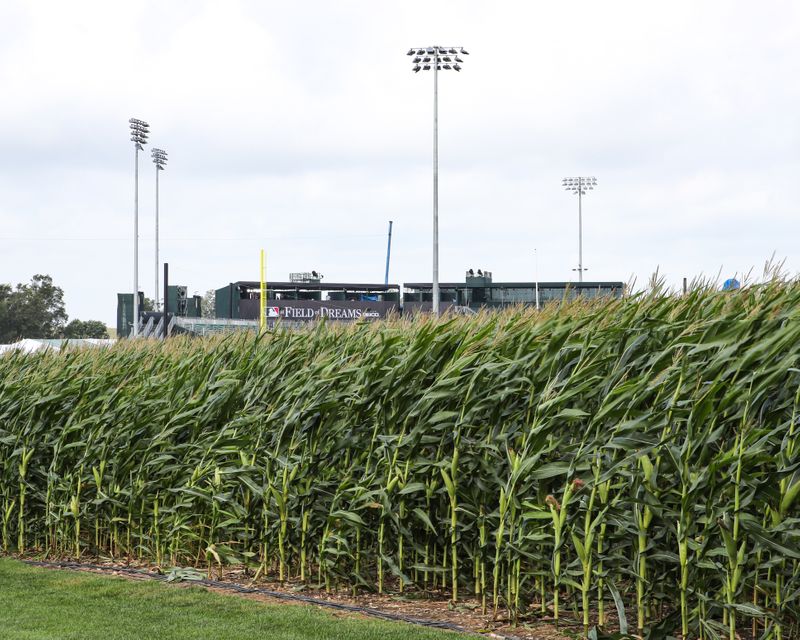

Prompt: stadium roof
[230,281,400,292]
[404,281,625,289]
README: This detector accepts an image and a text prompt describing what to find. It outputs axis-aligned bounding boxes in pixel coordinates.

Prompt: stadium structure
[117,271,624,337]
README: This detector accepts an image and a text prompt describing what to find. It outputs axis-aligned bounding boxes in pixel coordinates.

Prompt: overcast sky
[1,1,798,325]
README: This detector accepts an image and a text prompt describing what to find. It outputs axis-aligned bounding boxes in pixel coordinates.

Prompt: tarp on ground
[0,339,115,354]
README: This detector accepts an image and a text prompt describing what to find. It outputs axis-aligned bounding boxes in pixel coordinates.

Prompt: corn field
[1,283,799,639]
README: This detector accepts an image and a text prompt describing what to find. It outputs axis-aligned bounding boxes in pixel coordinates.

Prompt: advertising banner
[239,299,399,322]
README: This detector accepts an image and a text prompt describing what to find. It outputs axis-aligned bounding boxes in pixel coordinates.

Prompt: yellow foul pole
[259,249,266,332]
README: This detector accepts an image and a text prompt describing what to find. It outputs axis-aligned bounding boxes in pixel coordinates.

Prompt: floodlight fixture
[562,176,598,283]
[151,148,168,170]
[129,118,149,151]
[407,45,469,316]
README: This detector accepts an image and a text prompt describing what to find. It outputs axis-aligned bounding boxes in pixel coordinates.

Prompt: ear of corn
[1,282,799,637]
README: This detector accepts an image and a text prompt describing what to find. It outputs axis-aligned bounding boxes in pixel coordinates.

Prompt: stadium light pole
[562,176,597,283]
[407,45,468,316]
[151,148,168,312]
[129,118,149,337]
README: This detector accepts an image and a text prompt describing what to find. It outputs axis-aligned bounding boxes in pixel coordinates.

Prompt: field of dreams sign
[239,299,399,322]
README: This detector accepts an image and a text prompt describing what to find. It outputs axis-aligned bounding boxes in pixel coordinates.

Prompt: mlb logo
[267,306,280,318]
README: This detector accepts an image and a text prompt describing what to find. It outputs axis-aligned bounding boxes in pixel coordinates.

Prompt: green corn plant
[594,475,611,628]
[547,477,582,628]
[2,498,15,552]
[69,483,81,559]
[440,456,459,602]
[492,486,508,618]
[477,504,487,613]
[92,460,106,554]
[0,281,797,636]
[17,445,34,554]
[634,453,655,635]
[769,383,800,640]
[571,462,607,634]
[717,426,748,640]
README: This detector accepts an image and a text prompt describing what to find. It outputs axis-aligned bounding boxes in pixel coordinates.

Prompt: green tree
[62,319,109,339]
[0,274,68,342]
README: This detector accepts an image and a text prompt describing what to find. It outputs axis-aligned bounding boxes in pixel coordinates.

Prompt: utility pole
[384,220,393,286]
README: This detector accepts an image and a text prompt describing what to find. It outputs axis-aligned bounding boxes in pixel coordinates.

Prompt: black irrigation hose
[22,560,524,639]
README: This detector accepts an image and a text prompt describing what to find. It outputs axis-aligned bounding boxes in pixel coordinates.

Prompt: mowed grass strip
[0,558,469,640]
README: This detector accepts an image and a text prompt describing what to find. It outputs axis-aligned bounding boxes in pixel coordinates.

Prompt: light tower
[407,45,469,316]
[151,148,168,311]
[129,118,149,337]
[562,176,597,283]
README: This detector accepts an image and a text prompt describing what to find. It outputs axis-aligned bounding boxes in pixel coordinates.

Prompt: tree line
[0,274,108,342]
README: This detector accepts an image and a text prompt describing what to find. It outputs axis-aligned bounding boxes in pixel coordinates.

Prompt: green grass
[0,558,469,640]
